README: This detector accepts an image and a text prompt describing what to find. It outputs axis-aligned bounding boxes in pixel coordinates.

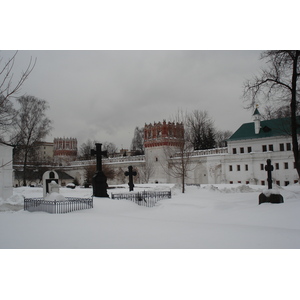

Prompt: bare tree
[186,110,216,150]
[79,140,118,160]
[139,160,154,183]
[163,141,195,193]
[0,51,36,137]
[83,164,96,185]
[158,110,194,193]
[215,130,233,148]
[131,126,144,155]
[261,104,293,120]
[244,50,300,178]
[11,95,52,186]
[79,139,97,160]
[102,141,118,156]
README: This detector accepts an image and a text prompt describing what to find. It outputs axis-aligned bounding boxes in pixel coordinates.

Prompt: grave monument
[42,170,59,199]
[91,143,109,197]
[125,165,137,191]
[259,159,284,204]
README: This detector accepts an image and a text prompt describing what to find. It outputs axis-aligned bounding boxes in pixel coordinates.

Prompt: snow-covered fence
[24,197,93,214]
[111,190,171,207]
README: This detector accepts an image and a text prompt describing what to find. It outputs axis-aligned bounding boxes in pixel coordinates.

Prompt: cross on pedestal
[265,159,274,189]
[125,165,137,191]
[259,158,284,204]
[91,143,109,197]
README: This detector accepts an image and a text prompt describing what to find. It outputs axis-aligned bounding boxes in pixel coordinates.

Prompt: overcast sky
[1,50,265,150]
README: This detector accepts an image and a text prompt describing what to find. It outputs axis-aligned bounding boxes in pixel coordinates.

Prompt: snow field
[1,183,300,249]
[1,183,300,300]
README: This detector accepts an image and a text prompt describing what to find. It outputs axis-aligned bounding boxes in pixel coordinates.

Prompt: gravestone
[42,170,59,198]
[265,159,274,189]
[91,143,109,197]
[259,159,284,205]
[125,165,137,191]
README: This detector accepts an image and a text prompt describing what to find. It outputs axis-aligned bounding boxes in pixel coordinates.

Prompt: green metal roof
[228,117,300,141]
[253,108,261,116]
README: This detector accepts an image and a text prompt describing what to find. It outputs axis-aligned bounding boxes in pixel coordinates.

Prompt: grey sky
[1,50,265,150]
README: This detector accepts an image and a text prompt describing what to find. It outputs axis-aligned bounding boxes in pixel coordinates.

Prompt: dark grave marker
[259,159,284,205]
[91,143,109,197]
[125,165,137,191]
[265,159,274,189]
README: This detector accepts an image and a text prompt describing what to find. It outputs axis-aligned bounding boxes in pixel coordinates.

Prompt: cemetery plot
[111,190,171,207]
[24,197,93,214]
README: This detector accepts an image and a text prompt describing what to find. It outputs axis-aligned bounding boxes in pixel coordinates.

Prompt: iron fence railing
[24,197,93,214]
[111,190,171,207]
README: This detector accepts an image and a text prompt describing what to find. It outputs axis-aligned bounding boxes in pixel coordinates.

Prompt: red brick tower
[144,120,185,183]
[53,137,78,163]
[144,120,184,148]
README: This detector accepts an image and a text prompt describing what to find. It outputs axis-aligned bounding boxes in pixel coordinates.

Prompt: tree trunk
[290,51,300,179]
[22,150,28,186]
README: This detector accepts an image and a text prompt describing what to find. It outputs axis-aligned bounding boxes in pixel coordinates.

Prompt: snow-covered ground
[1,183,300,249]
[1,183,300,299]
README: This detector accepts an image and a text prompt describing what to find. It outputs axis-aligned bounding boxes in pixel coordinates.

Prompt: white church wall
[223,150,297,186]
[0,144,13,200]
[145,145,171,184]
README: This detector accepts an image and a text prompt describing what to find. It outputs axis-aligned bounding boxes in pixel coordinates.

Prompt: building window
[284,162,288,169]
[230,181,233,184]
[238,181,241,183]
[240,147,244,153]
[275,163,279,170]
[294,180,298,184]
[276,181,280,186]
[229,165,233,171]
[261,181,265,185]
[286,143,291,151]
[262,145,267,152]
[237,165,240,171]
[233,148,237,154]
[285,181,290,186]
[268,144,273,151]
[280,143,284,151]
[246,181,249,184]
[247,146,252,153]
[245,164,248,171]
[260,164,264,171]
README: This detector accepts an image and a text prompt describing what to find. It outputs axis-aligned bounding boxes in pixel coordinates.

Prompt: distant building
[34,141,54,163]
[53,137,78,164]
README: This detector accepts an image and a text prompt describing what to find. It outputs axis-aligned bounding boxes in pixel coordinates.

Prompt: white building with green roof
[223,110,299,186]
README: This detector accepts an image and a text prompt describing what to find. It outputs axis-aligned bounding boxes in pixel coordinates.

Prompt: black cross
[125,165,137,191]
[91,143,107,172]
[265,159,274,189]
[90,143,108,197]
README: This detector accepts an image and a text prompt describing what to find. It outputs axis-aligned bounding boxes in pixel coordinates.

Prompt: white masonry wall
[0,144,13,200]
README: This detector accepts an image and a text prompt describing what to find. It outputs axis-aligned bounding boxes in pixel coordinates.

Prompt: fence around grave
[24,197,93,214]
[111,190,171,207]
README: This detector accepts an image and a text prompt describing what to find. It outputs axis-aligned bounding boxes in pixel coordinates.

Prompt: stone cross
[91,143,107,172]
[125,165,137,191]
[265,159,274,189]
[90,143,108,197]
